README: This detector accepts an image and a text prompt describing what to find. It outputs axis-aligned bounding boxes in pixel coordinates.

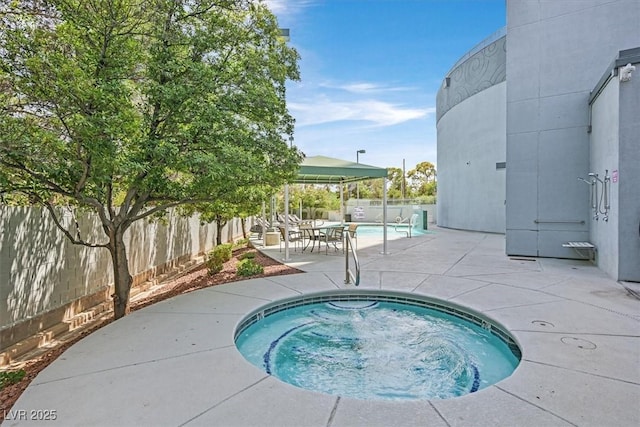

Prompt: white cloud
[289,98,434,127]
[330,82,383,93]
[320,81,417,94]
[264,0,317,17]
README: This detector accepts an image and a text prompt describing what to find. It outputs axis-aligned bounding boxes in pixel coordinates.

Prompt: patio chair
[325,227,345,254]
[278,226,304,252]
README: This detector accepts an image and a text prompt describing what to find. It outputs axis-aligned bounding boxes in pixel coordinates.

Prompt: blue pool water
[235,297,520,400]
[355,224,431,236]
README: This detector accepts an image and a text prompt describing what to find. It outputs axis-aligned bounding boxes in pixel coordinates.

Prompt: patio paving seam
[473,284,640,319]
[204,288,279,301]
[437,282,492,300]
[410,274,434,292]
[492,385,579,426]
[539,278,573,290]
[444,236,487,276]
[321,272,346,288]
[509,329,640,338]
[136,310,248,316]
[481,298,573,312]
[452,269,542,278]
[325,396,340,427]
[177,375,271,427]
[428,400,453,427]
[30,345,236,386]
[523,359,640,386]
[538,296,640,320]
[262,276,307,293]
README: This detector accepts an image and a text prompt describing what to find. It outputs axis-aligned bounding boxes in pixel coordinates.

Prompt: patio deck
[6,227,639,426]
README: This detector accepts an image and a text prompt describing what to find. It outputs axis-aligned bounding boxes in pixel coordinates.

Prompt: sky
[266,0,506,171]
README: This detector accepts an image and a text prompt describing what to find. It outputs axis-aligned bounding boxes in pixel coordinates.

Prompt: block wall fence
[0,206,248,362]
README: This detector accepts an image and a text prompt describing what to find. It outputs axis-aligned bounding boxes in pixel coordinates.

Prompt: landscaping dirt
[0,246,302,420]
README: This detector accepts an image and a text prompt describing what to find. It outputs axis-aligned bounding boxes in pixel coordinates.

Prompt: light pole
[356,149,366,201]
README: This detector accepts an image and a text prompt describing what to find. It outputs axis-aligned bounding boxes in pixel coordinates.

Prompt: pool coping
[235,289,522,359]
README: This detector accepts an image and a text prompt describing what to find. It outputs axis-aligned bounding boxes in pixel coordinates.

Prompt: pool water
[235,299,520,400]
[355,224,431,236]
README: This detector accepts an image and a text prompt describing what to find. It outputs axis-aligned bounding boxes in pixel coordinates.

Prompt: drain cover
[560,336,597,350]
[531,320,555,328]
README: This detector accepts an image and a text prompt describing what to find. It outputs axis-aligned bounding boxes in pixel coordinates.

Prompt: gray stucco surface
[616,60,640,280]
[505,0,640,261]
[437,34,506,122]
[437,83,506,233]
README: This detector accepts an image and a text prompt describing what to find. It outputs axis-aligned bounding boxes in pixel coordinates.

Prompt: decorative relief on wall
[437,36,506,122]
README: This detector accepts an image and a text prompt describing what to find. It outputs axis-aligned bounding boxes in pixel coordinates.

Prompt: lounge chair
[250,217,271,238]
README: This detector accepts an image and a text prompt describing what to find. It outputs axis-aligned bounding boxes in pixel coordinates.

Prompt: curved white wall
[437,83,506,233]
[436,33,507,233]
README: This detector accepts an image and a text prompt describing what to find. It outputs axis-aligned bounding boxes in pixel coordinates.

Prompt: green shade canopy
[294,155,388,184]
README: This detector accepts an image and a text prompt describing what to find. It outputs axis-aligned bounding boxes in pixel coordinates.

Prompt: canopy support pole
[382,177,388,255]
[261,201,267,248]
[299,198,302,222]
[340,183,345,225]
[283,184,291,261]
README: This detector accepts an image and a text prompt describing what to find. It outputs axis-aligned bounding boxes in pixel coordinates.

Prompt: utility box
[422,211,428,230]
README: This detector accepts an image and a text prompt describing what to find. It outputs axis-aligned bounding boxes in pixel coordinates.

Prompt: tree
[386,167,405,199]
[186,184,276,245]
[407,161,437,196]
[283,185,340,219]
[0,0,302,319]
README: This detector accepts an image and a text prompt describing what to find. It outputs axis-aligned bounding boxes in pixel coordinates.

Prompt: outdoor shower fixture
[588,172,604,184]
[579,171,610,221]
[577,177,592,185]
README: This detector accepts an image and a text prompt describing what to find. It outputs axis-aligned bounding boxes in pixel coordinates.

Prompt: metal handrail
[344,232,360,286]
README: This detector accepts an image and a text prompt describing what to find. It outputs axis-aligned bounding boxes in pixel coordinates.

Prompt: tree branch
[43,201,109,248]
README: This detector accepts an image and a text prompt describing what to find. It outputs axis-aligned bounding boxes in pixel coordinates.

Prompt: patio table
[300,224,346,253]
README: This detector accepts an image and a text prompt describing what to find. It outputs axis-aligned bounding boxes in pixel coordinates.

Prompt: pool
[354,224,432,237]
[235,291,521,401]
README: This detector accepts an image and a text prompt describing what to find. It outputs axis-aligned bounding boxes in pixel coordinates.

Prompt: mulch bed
[0,245,302,420]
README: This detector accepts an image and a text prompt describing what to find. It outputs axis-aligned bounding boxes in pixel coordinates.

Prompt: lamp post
[356,149,366,201]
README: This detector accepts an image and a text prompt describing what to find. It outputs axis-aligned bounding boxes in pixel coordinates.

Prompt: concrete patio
[5,226,639,426]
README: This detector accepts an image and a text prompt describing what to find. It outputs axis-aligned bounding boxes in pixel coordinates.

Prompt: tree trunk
[109,228,133,319]
[216,220,224,245]
[240,217,247,239]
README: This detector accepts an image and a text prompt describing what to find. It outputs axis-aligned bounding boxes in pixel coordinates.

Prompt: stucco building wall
[589,49,640,281]
[436,34,507,233]
[436,0,640,281]
[505,0,640,258]
[437,82,506,233]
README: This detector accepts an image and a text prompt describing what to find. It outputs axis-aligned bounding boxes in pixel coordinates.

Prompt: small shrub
[238,251,256,260]
[236,259,264,277]
[215,244,233,262]
[205,255,223,275]
[0,369,26,389]
[233,238,249,250]
[206,244,233,275]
